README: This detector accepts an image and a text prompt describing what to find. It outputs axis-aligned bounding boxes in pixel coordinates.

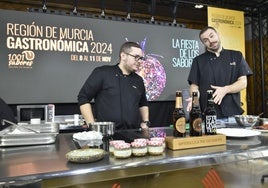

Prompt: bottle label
[175,117,186,133]
[175,97,183,108]
[45,104,55,123]
[206,115,217,132]
[193,118,202,132]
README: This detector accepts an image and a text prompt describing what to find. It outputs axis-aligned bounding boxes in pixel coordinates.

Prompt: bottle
[204,90,217,135]
[189,91,202,136]
[45,104,55,123]
[173,90,186,137]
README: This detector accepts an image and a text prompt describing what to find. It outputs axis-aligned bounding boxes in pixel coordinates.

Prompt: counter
[1,128,268,187]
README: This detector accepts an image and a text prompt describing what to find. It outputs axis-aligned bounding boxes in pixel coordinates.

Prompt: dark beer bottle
[173,90,186,137]
[204,90,217,135]
[189,91,202,136]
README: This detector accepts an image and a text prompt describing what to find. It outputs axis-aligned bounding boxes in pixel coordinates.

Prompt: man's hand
[186,97,192,112]
[140,121,150,129]
[211,85,228,105]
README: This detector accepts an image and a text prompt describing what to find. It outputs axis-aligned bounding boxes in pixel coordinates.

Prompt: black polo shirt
[188,49,253,118]
[78,64,148,129]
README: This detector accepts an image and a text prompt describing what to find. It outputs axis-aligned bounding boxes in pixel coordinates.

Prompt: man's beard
[208,41,221,52]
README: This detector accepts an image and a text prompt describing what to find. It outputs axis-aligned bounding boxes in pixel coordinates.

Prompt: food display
[73,131,103,148]
[108,136,166,158]
[133,138,148,143]
[131,141,148,156]
[113,142,132,159]
[73,131,103,140]
[150,137,166,149]
[66,148,106,163]
[109,140,125,154]
[147,140,165,155]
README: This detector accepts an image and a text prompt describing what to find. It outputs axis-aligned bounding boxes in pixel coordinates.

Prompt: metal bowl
[234,115,259,127]
[90,122,115,136]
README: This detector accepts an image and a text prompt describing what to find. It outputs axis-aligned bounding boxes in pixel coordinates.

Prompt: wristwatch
[141,120,151,127]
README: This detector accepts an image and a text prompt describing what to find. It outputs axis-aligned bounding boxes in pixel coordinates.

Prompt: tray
[0,123,59,147]
[165,134,226,150]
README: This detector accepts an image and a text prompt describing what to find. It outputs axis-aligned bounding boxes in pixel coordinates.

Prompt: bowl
[90,122,115,136]
[72,131,103,148]
[258,118,268,126]
[66,148,106,163]
[234,115,259,127]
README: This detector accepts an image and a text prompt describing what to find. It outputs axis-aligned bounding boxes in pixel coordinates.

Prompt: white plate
[252,129,268,133]
[217,128,261,137]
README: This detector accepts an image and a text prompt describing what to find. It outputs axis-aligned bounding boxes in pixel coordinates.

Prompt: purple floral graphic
[136,38,167,101]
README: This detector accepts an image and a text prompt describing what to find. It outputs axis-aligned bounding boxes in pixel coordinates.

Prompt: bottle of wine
[189,91,202,136]
[204,90,217,135]
[173,90,186,137]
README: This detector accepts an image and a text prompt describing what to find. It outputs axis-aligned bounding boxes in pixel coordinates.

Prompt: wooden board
[166,145,227,157]
[165,134,226,150]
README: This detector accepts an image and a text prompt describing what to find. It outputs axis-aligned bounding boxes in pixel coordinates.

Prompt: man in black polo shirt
[78,42,150,130]
[187,26,253,119]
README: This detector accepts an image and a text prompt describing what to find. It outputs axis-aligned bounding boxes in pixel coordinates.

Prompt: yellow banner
[207,7,247,114]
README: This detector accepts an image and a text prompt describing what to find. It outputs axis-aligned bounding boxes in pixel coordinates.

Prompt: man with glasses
[78,42,150,130]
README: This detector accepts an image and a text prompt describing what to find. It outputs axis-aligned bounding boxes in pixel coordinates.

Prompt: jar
[113,142,132,159]
[147,140,164,155]
[150,137,166,149]
[109,140,125,154]
[131,141,148,156]
[134,138,148,144]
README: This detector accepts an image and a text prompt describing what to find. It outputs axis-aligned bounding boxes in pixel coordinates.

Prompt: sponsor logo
[230,61,236,66]
[8,50,35,69]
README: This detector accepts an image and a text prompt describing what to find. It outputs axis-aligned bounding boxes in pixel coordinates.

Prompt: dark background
[0,9,203,104]
[1,9,201,126]
[3,0,267,124]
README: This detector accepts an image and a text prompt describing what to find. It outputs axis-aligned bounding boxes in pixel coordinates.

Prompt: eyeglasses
[125,52,146,61]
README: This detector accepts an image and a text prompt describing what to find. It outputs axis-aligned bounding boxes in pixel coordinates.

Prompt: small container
[131,141,147,156]
[91,122,115,136]
[113,142,132,159]
[134,138,148,144]
[234,115,259,127]
[72,131,103,148]
[109,140,125,154]
[150,137,166,149]
[148,140,164,155]
[150,137,165,142]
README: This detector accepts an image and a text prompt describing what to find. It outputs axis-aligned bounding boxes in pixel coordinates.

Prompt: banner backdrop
[0,9,204,104]
[207,7,248,114]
